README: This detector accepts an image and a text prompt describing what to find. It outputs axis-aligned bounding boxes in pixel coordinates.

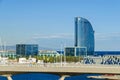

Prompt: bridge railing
[0,63,120,68]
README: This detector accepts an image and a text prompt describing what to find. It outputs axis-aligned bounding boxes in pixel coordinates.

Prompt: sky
[0,0,120,51]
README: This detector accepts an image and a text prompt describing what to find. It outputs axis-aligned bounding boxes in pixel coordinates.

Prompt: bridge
[0,63,120,80]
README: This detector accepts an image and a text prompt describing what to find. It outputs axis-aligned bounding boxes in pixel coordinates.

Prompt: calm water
[0,73,105,80]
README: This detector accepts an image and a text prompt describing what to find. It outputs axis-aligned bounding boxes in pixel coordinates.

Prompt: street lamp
[60,44,62,67]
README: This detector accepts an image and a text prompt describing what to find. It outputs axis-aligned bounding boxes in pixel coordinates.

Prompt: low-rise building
[38,50,60,57]
[0,57,8,64]
[18,57,36,63]
[0,50,16,58]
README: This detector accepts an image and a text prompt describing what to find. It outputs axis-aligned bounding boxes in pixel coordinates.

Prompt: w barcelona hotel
[65,17,95,56]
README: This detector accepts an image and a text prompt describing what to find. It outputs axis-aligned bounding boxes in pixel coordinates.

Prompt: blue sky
[0,0,120,51]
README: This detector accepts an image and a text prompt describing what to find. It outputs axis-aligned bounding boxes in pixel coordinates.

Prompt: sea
[0,51,120,80]
[0,73,104,80]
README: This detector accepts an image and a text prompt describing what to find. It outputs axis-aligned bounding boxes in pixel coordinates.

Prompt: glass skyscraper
[75,17,94,55]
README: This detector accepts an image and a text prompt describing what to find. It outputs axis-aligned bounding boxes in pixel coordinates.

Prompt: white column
[7,76,12,80]
[59,75,70,80]
[2,74,12,80]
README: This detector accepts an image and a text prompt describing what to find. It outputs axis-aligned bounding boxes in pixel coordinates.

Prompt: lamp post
[64,43,66,65]
[60,44,62,67]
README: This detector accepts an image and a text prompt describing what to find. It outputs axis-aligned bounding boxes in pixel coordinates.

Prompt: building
[65,47,87,56]
[38,50,60,57]
[0,50,16,58]
[18,57,36,63]
[65,17,94,56]
[65,47,75,56]
[75,17,94,55]
[16,44,38,56]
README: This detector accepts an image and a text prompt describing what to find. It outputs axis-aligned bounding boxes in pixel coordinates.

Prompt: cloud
[95,32,120,40]
[32,33,74,39]
[33,32,120,41]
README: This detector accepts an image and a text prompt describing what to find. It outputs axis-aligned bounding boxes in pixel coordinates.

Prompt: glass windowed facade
[16,44,38,56]
[65,47,75,56]
[65,47,87,56]
[75,17,94,55]
[75,47,87,56]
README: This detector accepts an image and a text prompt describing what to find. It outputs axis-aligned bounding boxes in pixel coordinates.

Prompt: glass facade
[75,17,94,55]
[65,47,75,56]
[16,44,38,56]
[65,47,87,56]
[75,47,87,56]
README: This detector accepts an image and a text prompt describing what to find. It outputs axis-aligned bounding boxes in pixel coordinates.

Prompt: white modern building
[38,50,60,57]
